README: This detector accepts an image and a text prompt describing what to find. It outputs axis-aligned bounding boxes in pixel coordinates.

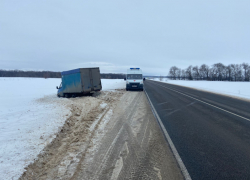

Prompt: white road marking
[158,101,168,105]
[152,81,250,122]
[144,89,192,180]
[110,156,123,180]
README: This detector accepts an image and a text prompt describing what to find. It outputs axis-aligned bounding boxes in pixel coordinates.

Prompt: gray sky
[1,0,250,75]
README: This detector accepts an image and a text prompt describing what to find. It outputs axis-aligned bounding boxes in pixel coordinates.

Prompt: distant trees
[159,75,163,81]
[168,62,250,81]
[169,66,179,80]
[0,70,61,78]
[101,73,125,79]
[0,70,125,79]
[192,66,199,80]
[212,63,225,81]
[186,66,193,80]
[242,63,250,81]
[181,69,186,80]
[199,64,210,80]
[226,65,233,81]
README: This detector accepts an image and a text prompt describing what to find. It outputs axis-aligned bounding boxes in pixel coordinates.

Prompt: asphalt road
[144,80,250,180]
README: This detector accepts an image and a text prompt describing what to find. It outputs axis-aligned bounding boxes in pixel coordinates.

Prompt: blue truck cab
[57,68,102,97]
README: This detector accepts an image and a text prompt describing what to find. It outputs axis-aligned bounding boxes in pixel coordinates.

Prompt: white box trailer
[124,68,145,91]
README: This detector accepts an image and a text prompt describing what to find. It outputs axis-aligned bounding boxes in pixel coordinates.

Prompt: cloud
[1,0,250,75]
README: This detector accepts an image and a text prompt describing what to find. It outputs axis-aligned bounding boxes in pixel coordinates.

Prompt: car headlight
[140,81,143,84]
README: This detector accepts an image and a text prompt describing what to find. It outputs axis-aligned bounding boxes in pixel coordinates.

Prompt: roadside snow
[0,78,125,180]
[0,78,70,180]
[101,79,126,91]
[153,78,250,100]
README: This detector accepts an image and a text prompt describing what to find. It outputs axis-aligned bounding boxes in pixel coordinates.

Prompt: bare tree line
[0,70,61,78]
[101,73,125,79]
[169,63,250,81]
[0,70,125,79]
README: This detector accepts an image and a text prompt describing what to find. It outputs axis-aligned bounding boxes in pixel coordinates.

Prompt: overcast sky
[1,0,250,75]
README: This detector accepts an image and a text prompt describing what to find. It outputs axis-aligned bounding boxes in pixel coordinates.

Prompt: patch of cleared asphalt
[20,90,183,180]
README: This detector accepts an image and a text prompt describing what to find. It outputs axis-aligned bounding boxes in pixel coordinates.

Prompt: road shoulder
[20,90,183,180]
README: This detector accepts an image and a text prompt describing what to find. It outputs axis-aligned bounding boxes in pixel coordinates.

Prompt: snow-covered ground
[153,78,250,100]
[101,79,126,91]
[0,78,125,180]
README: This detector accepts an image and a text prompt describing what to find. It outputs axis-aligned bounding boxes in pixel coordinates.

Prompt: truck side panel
[80,68,92,92]
[62,73,83,93]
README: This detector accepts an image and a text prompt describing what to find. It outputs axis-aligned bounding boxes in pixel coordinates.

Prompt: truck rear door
[90,68,102,91]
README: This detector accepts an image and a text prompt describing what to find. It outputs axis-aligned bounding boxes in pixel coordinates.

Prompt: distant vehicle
[56,68,102,98]
[124,68,145,91]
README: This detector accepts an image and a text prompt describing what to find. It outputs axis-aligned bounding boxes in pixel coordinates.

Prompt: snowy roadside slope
[0,78,125,180]
[0,78,71,180]
[153,78,250,100]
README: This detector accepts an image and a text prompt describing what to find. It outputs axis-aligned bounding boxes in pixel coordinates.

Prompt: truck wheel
[126,89,128,91]
[65,94,70,98]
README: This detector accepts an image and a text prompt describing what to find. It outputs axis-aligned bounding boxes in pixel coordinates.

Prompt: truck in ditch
[56,68,102,97]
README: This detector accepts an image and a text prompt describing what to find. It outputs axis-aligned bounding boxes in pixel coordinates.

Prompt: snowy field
[0,78,125,180]
[153,78,250,100]
[101,79,126,91]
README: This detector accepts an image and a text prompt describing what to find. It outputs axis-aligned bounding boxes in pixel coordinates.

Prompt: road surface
[145,80,250,180]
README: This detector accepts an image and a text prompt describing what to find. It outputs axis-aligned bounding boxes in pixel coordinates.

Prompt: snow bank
[153,78,250,100]
[0,78,125,180]
[101,79,126,91]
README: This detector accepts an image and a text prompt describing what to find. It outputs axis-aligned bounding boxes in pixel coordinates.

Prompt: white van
[124,68,145,91]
